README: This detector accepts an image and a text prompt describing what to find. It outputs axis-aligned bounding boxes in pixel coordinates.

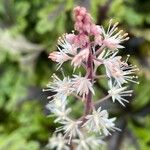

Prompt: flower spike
[45,6,138,149]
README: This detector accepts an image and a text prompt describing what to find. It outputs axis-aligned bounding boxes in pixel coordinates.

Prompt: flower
[72,74,95,98]
[56,119,82,144]
[83,107,117,136]
[108,81,133,106]
[49,51,71,68]
[46,74,73,98]
[46,97,67,112]
[73,134,104,150]
[102,19,129,50]
[71,48,89,68]
[46,99,71,123]
[47,133,69,150]
[103,55,139,86]
[94,49,118,69]
[53,107,71,123]
[49,34,79,68]
[104,56,123,79]
[58,35,77,55]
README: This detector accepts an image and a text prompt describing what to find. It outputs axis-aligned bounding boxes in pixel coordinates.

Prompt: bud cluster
[46,6,139,150]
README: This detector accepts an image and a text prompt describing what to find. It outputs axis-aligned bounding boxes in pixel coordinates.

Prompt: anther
[114,22,119,27]
[125,37,129,41]
[109,19,113,24]
[123,33,128,37]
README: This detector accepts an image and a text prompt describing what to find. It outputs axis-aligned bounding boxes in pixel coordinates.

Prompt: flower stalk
[85,48,93,116]
[45,6,139,150]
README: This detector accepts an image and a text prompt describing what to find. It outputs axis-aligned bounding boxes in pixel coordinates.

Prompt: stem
[84,48,93,116]
[95,94,111,106]
[70,141,75,150]
[79,47,94,126]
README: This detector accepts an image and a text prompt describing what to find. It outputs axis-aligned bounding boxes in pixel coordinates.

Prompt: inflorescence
[45,6,139,150]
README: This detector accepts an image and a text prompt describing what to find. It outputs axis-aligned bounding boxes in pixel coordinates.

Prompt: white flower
[103,55,139,86]
[46,100,71,123]
[58,34,77,55]
[47,133,69,150]
[108,81,133,106]
[83,107,117,136]
[46,74,73,98]
[94,49,118,68]
[56,118,82,144]
[118,62,139,85]
[49,35,78,69]
[72,75,95,98]
[73,134,104,150]
[46,94,67,110]
[102,19,129,50]
[53,107,71,123]
[104,56,123,80]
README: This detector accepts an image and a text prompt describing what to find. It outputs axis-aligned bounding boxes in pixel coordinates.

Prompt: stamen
[107,19,113,34]
[125,54,130,63]
[47,96,53,99]
[124,37,129,41]
[123,33,128,37]
[42,89,51,92]
[126,79,139,84]
[114,22,119,27]
[108,27,118,37]
[121,90,133,94]
[109,22,119,34]
[61,68,65,78]
[113,30,123,38]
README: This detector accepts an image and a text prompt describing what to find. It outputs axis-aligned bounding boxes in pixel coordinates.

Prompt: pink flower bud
[83,23,91,33]
[83,14,91,23]
[73,6,80,16]
[78,34,89,47]
[65,34,75,44]
[90,25,102,35]
[75,22,83,31]
[95,35,102,46]
[76,15,83,21]
[79,7,86,16]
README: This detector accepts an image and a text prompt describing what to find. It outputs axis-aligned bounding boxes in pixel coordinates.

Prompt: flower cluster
[46,6,139,150]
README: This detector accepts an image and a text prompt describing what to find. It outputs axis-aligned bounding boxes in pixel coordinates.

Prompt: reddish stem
[79,47,94,126]
[84,48,93,116]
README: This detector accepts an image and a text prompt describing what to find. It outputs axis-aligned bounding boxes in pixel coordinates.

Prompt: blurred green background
[0,0,150,150]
